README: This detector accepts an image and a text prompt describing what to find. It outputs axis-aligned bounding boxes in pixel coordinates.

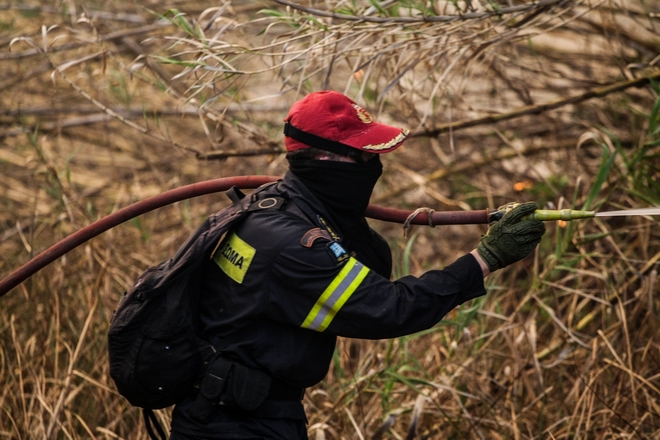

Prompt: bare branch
[413,71,660,138]
[197,148,285,160]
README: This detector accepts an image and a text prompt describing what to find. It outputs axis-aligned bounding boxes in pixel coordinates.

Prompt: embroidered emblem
[352,103,373,124]
[213,232,255,284]
[301,228,332,248]
[361,129,410,151]
[317,216,340,242]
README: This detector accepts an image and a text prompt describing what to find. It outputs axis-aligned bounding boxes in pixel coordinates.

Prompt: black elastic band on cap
[284,122,355,156]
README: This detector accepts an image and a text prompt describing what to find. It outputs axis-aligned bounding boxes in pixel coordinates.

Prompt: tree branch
[412,71,660,138]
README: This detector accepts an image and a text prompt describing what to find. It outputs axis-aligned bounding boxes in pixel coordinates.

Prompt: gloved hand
[477,202,546,271]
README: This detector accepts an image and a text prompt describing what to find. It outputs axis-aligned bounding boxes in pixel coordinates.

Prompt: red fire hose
[0,175,489,297]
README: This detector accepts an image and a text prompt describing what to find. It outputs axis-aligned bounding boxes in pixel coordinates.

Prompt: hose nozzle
[523,209,596,221]
[488,208,596,223]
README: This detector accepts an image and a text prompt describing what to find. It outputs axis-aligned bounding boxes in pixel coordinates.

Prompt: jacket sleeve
[264,235,486,339]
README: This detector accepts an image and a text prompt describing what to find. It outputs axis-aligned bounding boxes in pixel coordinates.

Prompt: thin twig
[273,0,566,24]
[45,54,203,155]
[0,23,168,60]
[45,295,98,439]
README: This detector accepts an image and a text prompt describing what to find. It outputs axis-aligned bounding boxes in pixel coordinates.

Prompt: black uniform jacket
[172,172,486,428]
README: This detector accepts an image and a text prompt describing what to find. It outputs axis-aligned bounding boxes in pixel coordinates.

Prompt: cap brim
[340,123,410,154]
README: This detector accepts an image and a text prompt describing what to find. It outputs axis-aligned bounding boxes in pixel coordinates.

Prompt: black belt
[190,357,304,423]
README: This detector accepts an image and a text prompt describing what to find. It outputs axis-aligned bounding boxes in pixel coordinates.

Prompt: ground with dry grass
[1,1,660,438]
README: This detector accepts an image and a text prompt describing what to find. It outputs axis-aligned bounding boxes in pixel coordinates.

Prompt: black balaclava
[287,156,383,235]
[288,155,393,278]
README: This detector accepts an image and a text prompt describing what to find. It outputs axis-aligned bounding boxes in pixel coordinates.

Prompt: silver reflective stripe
[301,257,370,332]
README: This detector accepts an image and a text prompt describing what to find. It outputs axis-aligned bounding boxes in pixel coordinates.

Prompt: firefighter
[169,90,546,439]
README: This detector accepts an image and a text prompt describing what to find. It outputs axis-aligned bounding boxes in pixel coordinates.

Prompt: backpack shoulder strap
[225,186,246,207]
[287,195,344,243]
[115,184,286,306]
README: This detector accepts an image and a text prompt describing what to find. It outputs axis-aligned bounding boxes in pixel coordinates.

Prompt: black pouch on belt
[229,362,271,411]
[190,357,271,423]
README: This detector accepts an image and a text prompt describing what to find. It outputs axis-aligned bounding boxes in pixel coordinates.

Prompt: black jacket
[171,171,486,435]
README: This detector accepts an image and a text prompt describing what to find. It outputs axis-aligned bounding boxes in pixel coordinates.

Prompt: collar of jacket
[277,171,347,240]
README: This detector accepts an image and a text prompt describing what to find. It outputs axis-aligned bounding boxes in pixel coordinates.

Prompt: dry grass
[1,0,660,438]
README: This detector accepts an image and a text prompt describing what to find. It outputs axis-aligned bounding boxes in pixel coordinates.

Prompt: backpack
[107,184,285,437]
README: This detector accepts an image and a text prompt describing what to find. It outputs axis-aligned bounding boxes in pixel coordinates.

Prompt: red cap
[284,91,409,154]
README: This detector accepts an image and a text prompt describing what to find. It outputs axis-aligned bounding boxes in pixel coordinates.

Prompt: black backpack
[107,184,285,437]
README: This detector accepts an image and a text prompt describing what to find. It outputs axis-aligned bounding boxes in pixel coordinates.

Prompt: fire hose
[0,175,613,298]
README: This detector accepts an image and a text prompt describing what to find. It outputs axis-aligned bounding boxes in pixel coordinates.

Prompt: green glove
[477,202,546,271]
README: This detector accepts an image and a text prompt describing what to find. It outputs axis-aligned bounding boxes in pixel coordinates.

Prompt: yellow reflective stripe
[316,264,369,332]
[301,257,370,332]
[301,260,359,330]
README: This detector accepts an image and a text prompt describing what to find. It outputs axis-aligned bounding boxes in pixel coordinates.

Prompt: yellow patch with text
[213,232,255,284]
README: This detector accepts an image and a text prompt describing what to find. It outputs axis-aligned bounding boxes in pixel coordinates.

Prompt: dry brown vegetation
[1,0,660,438]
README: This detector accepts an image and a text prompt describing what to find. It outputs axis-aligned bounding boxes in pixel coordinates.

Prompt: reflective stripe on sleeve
[301,257,370,332]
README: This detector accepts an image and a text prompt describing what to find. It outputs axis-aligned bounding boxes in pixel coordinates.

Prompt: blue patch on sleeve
[329,242,346,258]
